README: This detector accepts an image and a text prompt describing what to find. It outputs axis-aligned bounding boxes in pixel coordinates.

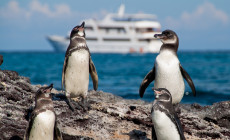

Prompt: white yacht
[47,5,162,53]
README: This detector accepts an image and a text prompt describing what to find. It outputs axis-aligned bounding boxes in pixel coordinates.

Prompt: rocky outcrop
[0,69,230,140]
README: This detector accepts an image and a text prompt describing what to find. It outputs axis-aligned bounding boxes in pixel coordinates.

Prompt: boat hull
[47,36,162,53]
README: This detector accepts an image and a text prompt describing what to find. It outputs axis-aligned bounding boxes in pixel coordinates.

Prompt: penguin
[139,29,196,104]
[61,21,98,108]
[24,84,62,140]
[0,55,3,66]
[151,88,186,140]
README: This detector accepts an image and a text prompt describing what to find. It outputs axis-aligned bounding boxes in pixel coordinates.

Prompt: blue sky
[0,0,230,51]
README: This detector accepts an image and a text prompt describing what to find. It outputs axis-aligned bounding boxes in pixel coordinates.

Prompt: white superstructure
[47,5,162,53]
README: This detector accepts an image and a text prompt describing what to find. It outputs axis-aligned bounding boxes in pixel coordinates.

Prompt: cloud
[0,0,108,25]
[0,0,72,20]
[29,0,71,18]
[165,2,229,30]
[0,1,30,19]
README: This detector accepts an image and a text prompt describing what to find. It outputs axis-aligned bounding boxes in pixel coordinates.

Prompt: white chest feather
[65,50,89,98]
[152,110,180,140]
[29,110,55,140]
[155,50,185,104]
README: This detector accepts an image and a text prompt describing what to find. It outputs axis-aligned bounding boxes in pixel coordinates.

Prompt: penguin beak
[78,21,85,32]
[152,88,161,94]
[152,88,161,98]
[45,83,53,93]
[80,21,85,28]
[154,90,161,95]
[154,33,166,39]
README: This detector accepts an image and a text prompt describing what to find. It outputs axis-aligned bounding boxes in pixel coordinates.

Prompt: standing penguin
[62,22,98,108]
[24,84,62,140]
[0,55,3,66]
[139,30,196,104]
[151,88,185,140]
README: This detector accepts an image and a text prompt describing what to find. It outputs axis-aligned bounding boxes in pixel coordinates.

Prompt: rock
[0,69,230,140]
[178,102,230,139]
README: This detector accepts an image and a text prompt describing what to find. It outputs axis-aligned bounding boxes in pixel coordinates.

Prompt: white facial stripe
[159,104,169,113]
[155,94,159,98]
[72,36,84,40]
[159,98,170,102]
[161,36,177,44]
[78,31,84,36]
[45,93,50,97]
[37,98,43,102]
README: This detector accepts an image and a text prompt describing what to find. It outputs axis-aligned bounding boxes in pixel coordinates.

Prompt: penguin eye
[163,32,169,37]
[167,33,173,38]
[73,26,80,31]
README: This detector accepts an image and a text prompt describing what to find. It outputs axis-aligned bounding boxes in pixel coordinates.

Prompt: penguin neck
[153,100,173,113]
[71,36,85,40]
[35,97,54,111]
[70,37,87,48]
[160,44,178,55]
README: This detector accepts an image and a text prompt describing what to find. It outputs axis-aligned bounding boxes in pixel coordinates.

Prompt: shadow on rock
[123,129,150,140]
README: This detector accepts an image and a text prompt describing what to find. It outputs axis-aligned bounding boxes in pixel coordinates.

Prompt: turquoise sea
[1,51,230,105]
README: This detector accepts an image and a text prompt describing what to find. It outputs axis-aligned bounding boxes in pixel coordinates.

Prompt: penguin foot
[78,101,90,112]
[65,98,75,112]
[76,98,90,112]
[51,93,74,111]
[72,97,81,102]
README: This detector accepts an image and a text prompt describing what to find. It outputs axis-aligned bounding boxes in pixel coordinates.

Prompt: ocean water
[1,51,230,105]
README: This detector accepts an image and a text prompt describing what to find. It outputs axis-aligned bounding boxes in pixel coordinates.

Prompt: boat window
[147,28,153,32]
[85,26,93,31]
[99,27,126,34]
[139,39,150,42]
[136,28,154,33]
[118,28,126,33]
[106,28,109,33]
[86,38,97,41]
[113,17,155,22]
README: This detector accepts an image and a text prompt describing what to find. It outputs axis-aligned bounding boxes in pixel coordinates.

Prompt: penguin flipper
[139,67,155,98]
[152,126,157,140]
[24,112,36,140]
[170,112,186,140]
[89,57,98,91]
[61,56,68,92]
[54,120,63,140]
[179,64,196,96]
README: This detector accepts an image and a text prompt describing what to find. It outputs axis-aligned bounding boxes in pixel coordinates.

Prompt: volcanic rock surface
[0,69,230,140]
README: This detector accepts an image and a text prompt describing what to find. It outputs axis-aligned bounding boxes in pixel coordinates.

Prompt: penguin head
[0,55,3,66]
[154,30,178,44]
[35,84,53,100]
[70,21,85,38]
[152,88,172,103]
[154,30,179,52]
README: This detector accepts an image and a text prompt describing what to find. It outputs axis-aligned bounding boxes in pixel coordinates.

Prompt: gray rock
[0,69,230,140]
[178,103,230,139]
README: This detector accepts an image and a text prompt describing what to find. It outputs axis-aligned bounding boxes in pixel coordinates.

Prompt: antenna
[118,4,125,16]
